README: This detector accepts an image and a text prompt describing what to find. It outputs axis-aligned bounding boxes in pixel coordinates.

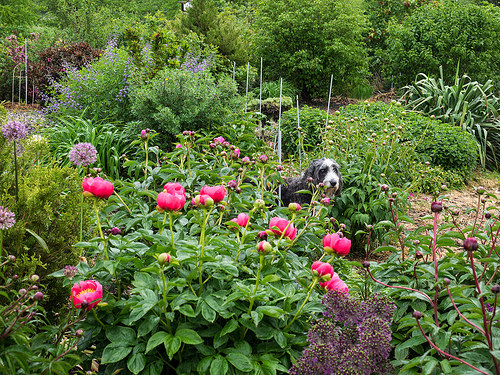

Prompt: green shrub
[402,68,500,169]
[280,106,327,157]
[129,68,242,149]
[43,44,133,122]
[0,159,89,312]
[256,80,297,100]
[384,0,500,89]
[340,102,477,174]
[254,0,368,99]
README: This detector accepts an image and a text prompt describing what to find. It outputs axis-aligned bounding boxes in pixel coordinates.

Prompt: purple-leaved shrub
[290,291,395,375]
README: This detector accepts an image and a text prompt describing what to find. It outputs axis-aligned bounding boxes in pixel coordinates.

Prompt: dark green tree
[254,0,368,99]
[0,0,38,34]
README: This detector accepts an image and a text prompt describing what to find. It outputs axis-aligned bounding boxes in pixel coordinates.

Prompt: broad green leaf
[146,331,169,354]
[220,319,238,337]
[138,315,160,338]
[127,353,146,374]
[101,342,132,364]
[164,335,182,359]
[210,356,229,375]
[226,352,253,372]
[175,328,203,345]
[106,326,137,345]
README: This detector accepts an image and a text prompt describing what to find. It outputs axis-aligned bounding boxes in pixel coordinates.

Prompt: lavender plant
[290,292,395,375]
[366,185,500,374]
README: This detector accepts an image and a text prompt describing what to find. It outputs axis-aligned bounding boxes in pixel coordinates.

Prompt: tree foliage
[254,0,368,99]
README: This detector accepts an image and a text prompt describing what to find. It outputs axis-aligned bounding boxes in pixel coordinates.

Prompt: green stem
[235,210,255,261]
[169,212,175,250]
[113,191,132,215]
[13,140,18,202]
[198,206,214,295]
[247,254,265,315]
[144,140,149,180]
[284,278,318,331]
[187,143,191,178]
[92,308,105,328]
[160,266,168,312]
[79,192,84,242]
[160,211,167,235]
[0,231,3,258]
[93,202,107,260]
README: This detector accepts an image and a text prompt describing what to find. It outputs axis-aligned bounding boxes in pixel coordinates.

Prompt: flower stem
[284,278,318,331]
[169,212,175,250]
[144,139,149,180]
[198,206,214,295]
[79,192,84,242]
[93,202,107,260]
[13,140,18,202]
[160,211,167,235]
[113,191,132,215]
[247,254,265,315]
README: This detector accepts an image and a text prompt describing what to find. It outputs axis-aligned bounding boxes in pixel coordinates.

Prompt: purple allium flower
[69,143,97,166]
[63,265,78,280]
[1,121,27,143]
[290,291,395,375]
[0,206,15,229]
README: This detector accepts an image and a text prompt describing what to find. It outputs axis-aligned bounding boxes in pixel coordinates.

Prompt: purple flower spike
[0,206,16,230]
[69,143,97,166]
[1,121,27,143]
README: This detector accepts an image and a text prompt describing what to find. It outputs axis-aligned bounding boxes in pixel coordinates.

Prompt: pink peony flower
[214,136,225,144]
[231,148,240,159]
[269,217,297,240]
[200,185,226,203]
[82,177,114,199]
[157,192,186,211]
[175,144,182,148]
[311,261,334,278]
[323,233,351,256]
[163,182,185,196]
[231,213,249,227]
[320,272,349,293]
[72,280,103,310]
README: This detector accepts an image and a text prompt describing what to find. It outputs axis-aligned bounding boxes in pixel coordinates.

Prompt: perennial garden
[1,0,500,373]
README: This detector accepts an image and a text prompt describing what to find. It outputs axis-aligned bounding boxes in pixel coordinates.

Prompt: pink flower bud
[158,253,171,265]
[34,292,44,301]
[230,213,249,227]
[257,241,272,254]
[463,237,478,252]
[200,185,226,203]
[227,180,237,189]
[288,202,301,212]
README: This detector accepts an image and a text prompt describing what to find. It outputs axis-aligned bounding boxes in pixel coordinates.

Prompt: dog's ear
[303,159,324,180]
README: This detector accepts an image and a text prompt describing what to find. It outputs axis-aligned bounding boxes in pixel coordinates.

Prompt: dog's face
[303,158,343,197]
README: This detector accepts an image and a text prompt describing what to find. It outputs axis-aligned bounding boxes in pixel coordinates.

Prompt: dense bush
[247,97,293,122]
[29,41,102,97]
[384,0,500,88]
[50,132,356,374]
[129,68,242,149]
[281,106,326,157]
[254,0,368,99]
[42,43,133,122]
[1,134,90,311]
[403,69,500,169]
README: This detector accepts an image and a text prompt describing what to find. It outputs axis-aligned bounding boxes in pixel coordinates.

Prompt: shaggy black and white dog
[281,158,343,206]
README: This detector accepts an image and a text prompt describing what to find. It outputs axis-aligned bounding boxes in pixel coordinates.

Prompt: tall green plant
[47,115,132,179]
[403,66,500,169]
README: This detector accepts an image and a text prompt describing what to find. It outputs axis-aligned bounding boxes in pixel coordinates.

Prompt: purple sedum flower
[69,143,97,166]
[0,206,16,230]
[1,121,27,143]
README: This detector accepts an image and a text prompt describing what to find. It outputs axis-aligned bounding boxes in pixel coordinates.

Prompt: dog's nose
[330,181,337,188]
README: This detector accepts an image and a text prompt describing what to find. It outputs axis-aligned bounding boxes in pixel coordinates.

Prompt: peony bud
[431,201,442,213]
[463,237,478,252]
[75,329,84,338]
[254,199,265,209]
[258,155,268,163]
[476,186,486,195]
[158,253,171,265]
[258,231,268,240]
[288,202,301,212]
[30,274,40,283]
[34,292,44,301]
[8,255,16,262]
[415,250,423,259]
[412,310,422,319]
[257,241,272,254]
[492,285,500,294]
[227,180,237,189]
[443,278,451,285]
[111,227,122,235]
[362,261,370,268]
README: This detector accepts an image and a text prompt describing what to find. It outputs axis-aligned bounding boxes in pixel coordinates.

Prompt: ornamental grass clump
[290,292,395,375]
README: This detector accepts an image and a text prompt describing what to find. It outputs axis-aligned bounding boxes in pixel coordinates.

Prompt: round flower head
[157,191,186,211]
[69,143,97,167]
[82,177,114,199]
[200,185,226,203]
[72,280,103,310]
[0,206,16,230]
[231,213,249,227]
[163,182,185,196]
[1,121,27,143]
[269,217,297,240]
[214,136,225,144]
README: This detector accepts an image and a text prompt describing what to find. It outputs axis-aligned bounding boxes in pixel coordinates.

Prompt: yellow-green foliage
[1,138,90,311]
